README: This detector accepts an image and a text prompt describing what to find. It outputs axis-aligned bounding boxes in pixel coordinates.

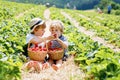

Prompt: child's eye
[42,29,45,31]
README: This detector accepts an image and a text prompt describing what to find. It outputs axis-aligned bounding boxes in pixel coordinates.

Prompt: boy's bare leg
[48,59,54,66]
[42,62,49,69]
[25,61,42,72]
[52,59,62,71]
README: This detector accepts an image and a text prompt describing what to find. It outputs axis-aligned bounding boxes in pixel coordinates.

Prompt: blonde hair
[49,20,64,32]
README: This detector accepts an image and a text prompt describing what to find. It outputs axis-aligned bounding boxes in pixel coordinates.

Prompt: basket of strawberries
[28,43,47,61]
[47,34,64,60]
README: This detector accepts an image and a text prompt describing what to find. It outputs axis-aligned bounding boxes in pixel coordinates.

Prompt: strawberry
[35,44,38,48]
[58,48,62,50]
[49,41,52,46]
[53,34,57,38]
[39,46,42,49]
[29,44,48,52]
[42,48,47,51]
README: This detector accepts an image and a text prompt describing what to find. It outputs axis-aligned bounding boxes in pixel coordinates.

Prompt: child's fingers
[48,35,55,40]
[42,63,49,70]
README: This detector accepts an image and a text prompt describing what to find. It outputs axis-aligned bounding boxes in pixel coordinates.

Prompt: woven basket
[27,43,48,61]
[48,49,64,60]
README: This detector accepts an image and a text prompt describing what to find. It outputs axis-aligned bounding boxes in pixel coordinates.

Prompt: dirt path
[42,9,51,37]
[61,11,120,52]
[22,56,85,80]
[21,9,85,80]
[44,9,50,20]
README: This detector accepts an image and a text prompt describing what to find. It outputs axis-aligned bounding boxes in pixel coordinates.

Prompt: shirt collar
[59,35,63,39]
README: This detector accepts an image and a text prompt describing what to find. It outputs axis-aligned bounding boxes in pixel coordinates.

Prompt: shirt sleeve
[26,34,34,44]
[62,36,69,47]
[64,40,69,47]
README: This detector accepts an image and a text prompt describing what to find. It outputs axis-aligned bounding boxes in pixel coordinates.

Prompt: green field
[0,0,120,80]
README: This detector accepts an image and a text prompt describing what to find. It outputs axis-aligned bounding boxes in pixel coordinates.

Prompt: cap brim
[31,21,45,32]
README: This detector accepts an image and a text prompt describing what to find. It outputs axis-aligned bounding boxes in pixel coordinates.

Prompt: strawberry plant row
[50,7,120,80]
[0,3,46,80]
[0,0,37,21]
[64,9,120,48]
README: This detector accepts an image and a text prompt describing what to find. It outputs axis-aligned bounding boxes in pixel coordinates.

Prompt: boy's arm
[29,37,44,44]
[30,36,55,44]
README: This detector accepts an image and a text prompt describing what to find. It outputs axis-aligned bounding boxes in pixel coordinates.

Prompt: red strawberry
[43,48,47,51]
[39,46,42,49]
[53,34,57,38]
[58,48,62,50]
[49,41,52,46]
[35,44,38,48]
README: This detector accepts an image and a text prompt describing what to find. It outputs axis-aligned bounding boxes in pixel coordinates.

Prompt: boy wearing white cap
[26,18,54,45]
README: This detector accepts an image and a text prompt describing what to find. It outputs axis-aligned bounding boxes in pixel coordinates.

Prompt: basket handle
[27,42,38,49]
[27,42,31,49]
[44,41,48,51]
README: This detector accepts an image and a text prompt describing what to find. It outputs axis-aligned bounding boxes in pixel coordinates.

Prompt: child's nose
[52,31,56,33]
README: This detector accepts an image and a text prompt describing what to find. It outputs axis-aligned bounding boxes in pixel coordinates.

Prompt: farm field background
[0,0,120,80]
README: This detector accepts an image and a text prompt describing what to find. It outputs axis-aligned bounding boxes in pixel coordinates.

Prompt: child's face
[50,28,62,37]
[34,28,45,36]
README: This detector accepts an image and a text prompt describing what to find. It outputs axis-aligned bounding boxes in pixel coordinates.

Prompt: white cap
[29,18,45,32]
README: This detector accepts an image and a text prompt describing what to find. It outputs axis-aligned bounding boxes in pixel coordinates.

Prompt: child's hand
[47,35,55,40]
